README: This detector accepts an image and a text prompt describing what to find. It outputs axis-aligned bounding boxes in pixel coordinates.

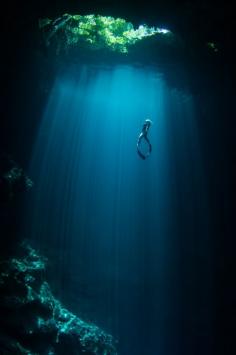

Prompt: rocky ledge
[0,242,117,354]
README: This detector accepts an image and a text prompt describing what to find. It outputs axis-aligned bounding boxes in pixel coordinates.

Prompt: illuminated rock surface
[0,243,117,354]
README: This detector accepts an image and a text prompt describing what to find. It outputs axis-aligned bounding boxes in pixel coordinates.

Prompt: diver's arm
[137,132,143,142]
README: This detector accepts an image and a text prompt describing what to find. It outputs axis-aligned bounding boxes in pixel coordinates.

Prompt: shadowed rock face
[0,242,117,355]
[0,154,34,255]
[0,154,33,204]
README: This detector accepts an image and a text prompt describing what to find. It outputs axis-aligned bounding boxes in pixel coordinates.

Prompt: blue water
[25,64,211,354]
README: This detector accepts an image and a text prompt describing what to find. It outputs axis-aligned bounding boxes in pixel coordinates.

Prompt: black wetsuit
[137,121,152,160]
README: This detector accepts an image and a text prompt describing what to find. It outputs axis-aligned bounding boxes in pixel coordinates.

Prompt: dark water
[23,64,216,354]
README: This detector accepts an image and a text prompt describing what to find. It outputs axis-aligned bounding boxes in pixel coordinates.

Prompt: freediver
[137,119,153,160]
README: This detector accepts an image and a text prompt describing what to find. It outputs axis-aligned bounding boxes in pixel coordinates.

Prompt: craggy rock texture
[0,154,34,254]
[0,243,117,355]
[0,154,33,204]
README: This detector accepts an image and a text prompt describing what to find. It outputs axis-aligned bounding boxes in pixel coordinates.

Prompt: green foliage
[40,13,171,54]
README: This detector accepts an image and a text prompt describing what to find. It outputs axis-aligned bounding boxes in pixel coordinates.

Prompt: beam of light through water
[24,64,211,355]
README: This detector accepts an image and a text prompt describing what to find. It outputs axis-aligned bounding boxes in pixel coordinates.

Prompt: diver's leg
[137,135,146,160]
[137,149,146,160]
[144,136,152,156]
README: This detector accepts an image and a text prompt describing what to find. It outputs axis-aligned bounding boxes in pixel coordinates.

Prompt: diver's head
[145,119,153,127]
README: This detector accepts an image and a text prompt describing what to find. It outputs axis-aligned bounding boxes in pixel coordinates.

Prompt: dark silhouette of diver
[137,119,153,160]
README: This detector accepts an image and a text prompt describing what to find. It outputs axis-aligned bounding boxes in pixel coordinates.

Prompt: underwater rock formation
[0,154,33,204]
[0,242,117,354]
[0,154,34,253]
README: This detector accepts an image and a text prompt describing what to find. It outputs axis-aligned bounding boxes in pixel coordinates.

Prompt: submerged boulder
[0,242,117,354]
